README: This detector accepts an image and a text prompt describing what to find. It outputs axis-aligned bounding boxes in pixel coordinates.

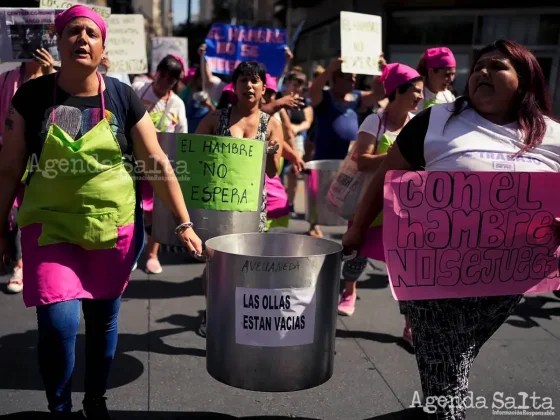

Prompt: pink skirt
[21,223,136,307]
[348,221,385,262]
[139,179,154,212]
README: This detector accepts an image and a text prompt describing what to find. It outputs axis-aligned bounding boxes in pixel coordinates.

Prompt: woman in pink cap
[338,64,423,343]
[416,47,457,112]
[0,5,202,417]
[344,39,560,420]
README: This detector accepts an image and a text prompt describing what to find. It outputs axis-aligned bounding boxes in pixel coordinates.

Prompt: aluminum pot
[204,232,356,392]
[303,160,347,226]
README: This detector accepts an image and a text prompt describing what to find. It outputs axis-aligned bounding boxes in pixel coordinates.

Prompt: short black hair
[232,61,266,86]
[387,76,424,102]
[156,55,183,80]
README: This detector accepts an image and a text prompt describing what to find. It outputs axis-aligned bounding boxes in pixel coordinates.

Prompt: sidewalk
[0,185,559,419]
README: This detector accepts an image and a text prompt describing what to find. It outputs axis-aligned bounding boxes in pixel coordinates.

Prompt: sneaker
[81,397,112,420]
[337,291,357,316]
[145,257,162,274]
[6,267,23,294]
[198,311,207,338]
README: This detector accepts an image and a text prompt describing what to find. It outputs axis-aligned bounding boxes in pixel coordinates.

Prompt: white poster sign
[105,14,147,74]
[340,12,382,76]
[39,0,111,19]
[0,8,61,63]
[235,286,316,347]
[151,37,188,73]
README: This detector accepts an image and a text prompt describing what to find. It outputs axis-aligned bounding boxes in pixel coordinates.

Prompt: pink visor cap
[424,47,456,69]
[265,74,278,92]
[55,5,107,43]
[378,63,421,97]
[183,68,197,84]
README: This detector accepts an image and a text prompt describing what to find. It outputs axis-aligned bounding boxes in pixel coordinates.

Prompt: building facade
[286,1,560,114]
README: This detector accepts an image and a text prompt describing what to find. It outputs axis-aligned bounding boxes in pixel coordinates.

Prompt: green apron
[141,83,173,133]
[18,72,136,250]
[422,98,439,110]
[370,132,395,227]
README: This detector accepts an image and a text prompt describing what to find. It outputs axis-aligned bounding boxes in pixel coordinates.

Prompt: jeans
[36,297,121,413]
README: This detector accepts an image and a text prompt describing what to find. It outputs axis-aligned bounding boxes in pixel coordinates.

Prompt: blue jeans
[36,297,121,413]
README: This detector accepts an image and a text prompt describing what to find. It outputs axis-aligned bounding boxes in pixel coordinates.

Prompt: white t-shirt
[359,111,416,153]
[397,102,560,173]
[132,81,188,134]
[416,87,455,113]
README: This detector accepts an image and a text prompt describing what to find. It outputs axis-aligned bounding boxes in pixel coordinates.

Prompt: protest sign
[39,0,111,19]
[205,23,287,77]
[151,37,188,73]
[340,12,382,76]
[0,8,61,63]
[235,286,316,347]
[383,171,560,301]
[105,14,147,74]
[174,134,265,212]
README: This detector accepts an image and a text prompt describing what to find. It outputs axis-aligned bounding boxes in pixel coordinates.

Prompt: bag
[327,115,382,219]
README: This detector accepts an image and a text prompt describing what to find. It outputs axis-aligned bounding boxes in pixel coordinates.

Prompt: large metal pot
[151,133,267,246]
[204,232,356,392]
[303,160,346,226]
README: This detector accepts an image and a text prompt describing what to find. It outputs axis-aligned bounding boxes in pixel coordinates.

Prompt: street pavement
[0,183,559,419]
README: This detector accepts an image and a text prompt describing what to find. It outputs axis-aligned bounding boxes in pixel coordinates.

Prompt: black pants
[404,295,522,419]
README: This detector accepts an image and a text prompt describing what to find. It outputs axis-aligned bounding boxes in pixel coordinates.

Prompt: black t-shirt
[276,91,306,125]
[11,73,146,160]
[395,107,431,170]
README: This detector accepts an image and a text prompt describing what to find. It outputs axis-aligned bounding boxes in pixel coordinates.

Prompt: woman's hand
[33,48,55,74]
[292,156,305,174]
[178,227,203,256]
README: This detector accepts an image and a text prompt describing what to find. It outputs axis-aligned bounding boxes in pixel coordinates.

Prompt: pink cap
[378,63,421,96]
[55,5,107,43]
[168,54,186,77]
[424,47,456,69]
[183,67,197,84]
[265,74,278,92]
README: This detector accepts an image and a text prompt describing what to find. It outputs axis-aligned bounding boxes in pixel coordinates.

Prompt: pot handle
[192,251,208,262]
[342,249,358,262]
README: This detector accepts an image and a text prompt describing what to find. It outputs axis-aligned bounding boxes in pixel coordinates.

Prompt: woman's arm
[279,109,296,151]
[131,113,202,254]
[266,117,284,178]
[0,106,28,229]
[0,106,29,270]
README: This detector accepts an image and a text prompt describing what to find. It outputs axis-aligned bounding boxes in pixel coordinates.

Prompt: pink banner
[383,171,560,301]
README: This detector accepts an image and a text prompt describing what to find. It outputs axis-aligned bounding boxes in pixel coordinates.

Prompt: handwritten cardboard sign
[175,134,265,212]
[205,23,287,77]
[39,0,111,19]
[105,14,147,74]
[340,12,382,76]
[151,37,188,73]
[383,171,560,301]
